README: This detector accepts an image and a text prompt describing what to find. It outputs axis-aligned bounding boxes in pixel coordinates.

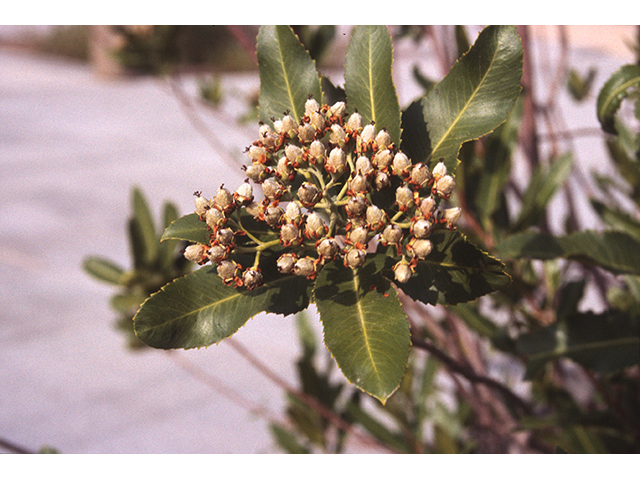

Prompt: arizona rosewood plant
[133,25,523,402]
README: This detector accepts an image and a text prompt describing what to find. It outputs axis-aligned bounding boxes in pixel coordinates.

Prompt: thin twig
[0,436,34,454]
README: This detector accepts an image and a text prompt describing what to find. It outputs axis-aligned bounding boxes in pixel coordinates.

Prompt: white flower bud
[326,147,347,175]
[392,152,412,177]
[194,193,211,217]
[247,145,267,162]
[297,182,322,207]
[346,111,363,132]
[345,195,368,217]
[317,237,339,259]
[298,123,316,143]
[355,156,374,176]
[262,177,285,201]
[305,212,327,239]
[407,238,433,259]
[280,115,298,135]
[214,186,235,213]
[217,260,241,285]
[277,253,298,274]
[305,98,320,117]
[309,140,326,162]
[365,205,387,231]
[373,149,393,169]
[205,206,226,230]
[330,101,346,117]
[263,205,284,228]
[410,163,431,189]
[234,182,254,206]
[443,207,462,228]
[276,157,295,182]
[435,175,455,197]
[242,267,263,290]
[285,144,303,164]
[374,171,391,190]
[411,218,433,239]
[329,123,346,144]
[432,160,447,179]
[244,163,268,183]
[245,201,261,218]
[382,224,404,246]
[284,201,302,224]
[293,256,317,278]
[419,196,437,218]
[344,247,367,269]
[207,244,228,263]
[393,260,413,283]
[347,225,369,247]
[310,112,325,131]
[396,185,415,211]
[280,223,302,246]
[184,244,206,264]
[360,124,376,144]
[215,227,235,246]
[259,124,278,148]
[375,128,391,149]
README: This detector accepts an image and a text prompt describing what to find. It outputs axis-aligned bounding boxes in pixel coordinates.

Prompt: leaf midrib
[276,27,299,121]
[351,270,381,383]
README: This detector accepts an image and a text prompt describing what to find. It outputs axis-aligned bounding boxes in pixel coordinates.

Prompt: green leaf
[161,213,210,245]
[134,259,313,349]
[82,256,125,285]
[517,310,640,378]
[596,64,640,134]
[314,256,411,403]
[257,25,323,126]
[497,229,640,275]
[393,230,511,306]
[131,187,158,266]
[344,25,401,145]
[422,25,523,172]
[400,99,430,165]
[511,152,573,232]
[270,424,310,454]
[591,200,640,243]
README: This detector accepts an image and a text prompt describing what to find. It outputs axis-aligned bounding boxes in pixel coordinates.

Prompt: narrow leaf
[596,64,640,134]
[393,230,511,306]
[131,187,158,266]
[517,310,640,378]
[497,229,640,275]
[83,257,125,285]
[257,25,323,126]
[423,25,523,172]
[344,25,401,145]
[134,260,313,349]
[314,256,411,403]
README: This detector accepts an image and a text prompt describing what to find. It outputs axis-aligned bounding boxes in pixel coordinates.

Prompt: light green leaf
[423,25,523,172]
[131,187,158,266]
[161,213,210,245]
[596,64,640,134]
[134,259,313,349]
[314,256,411,403]
[344,25,401,145]
[392,230,511,306]
[257,25,323,126]
[496,229,640,275]
[517,310,640,378]
[82,256,125,285]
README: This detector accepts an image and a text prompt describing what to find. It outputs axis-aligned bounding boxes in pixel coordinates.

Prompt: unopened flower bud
[217,260,241,285]
[245,201,261,218]
[280,115,298,136]
[382,224,404,246]
[310,112,325,131]
[330,101,346,117]
[309,140,326,163]
[277,253,298,274]
[373,149,393,169]
[259,124,278,148]
[280,223,302,246]
[349,174,369,194]
[355,156,374,176]
[305,98,320,117]
[345,195,368,217]
[293,256,317,278]
[396,185,415,211]
[207,244,228,263]
[410,163,431,189]
[375,128,391,149]
[234,182,254,206]
[298,123,316,143]
[214,186,236,213]
[329,123,346,144]
[346,111,363,132]
[263,205,284,228]
[216,227,235,246]
[374,171,391,190]
[262,178,285,201]
[326,147,347,175]
[344,246,367,269]
[347,225,369,247]
[205,206,226,230]
[184,244,207,264]
[435,175,455,197]
[365,205,387,231]
[411,218,433,238]
[393,260,413,283]
[276,157,295,182]
[305,212,327,239]
[244,162,268,183]
[297,182,322,207]
[407,238,433,259]
[317,237,339,259]
[194,192,211,217]
[285,144,303,164]
[419,196,437,218]
[392,152,412,177]
[443,207,462,228]
[360,124,376,144]
[432,160,447,179]
[284,201,302,224]
[243,267,263,290]
[247,145,267,162]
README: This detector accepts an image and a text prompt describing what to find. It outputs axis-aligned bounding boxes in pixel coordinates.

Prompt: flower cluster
[184,97,461,290]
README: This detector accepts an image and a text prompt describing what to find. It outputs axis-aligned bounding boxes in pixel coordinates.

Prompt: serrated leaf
[596,64,640,134]
[423,25,523,173]
[82,256,125,285]
[517,310,640,378]
[134,259,313,349]
[162,213,210,245]
[511,152,573,232]
[257,25,323,126]
[314,256,410,403]
[344,25,401,145]
[496,229,640,275]
[400,99,430,165]
[393,230,511,306]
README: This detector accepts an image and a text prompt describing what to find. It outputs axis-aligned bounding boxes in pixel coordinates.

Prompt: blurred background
[0,25,637,454]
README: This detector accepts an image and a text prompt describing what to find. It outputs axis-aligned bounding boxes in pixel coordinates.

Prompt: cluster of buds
[184,97,462,289]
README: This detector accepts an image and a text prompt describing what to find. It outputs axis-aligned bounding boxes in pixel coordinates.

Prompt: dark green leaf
[161,213,210,245]
[270,424,310,454]
[82,256,125,285]
[497,229,640,275]
[344,25,402,145]
[422,25,523,173]
[131,187,158,266]
[257,25,323,126]
[591,200,640,242]
[512,152,573,232]
[400,99,430,165]
[393,230,511,306]
[596,64,640,134]
[517,310,640,378]
[134,259,313,349]
[314,256,411,403]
